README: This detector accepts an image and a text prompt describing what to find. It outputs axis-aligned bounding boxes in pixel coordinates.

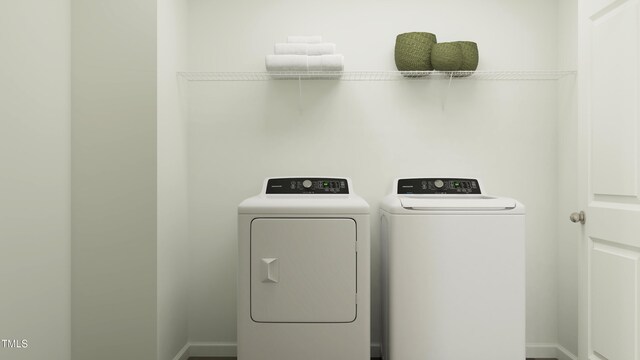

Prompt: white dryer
[380,177,525,360]
[238,177,370,360]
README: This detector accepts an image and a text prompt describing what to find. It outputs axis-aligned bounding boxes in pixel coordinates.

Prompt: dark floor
[188,358,556,360]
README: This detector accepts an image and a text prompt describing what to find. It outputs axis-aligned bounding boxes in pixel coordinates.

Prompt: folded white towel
[265,54,344,73]
[265,55,308,71]
[287,35,322,43]
[308,54,344,71]
[274,43,336,56]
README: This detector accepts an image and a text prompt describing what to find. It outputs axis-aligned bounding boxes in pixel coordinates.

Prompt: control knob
[434,179,445,189]
[302,179,313,189]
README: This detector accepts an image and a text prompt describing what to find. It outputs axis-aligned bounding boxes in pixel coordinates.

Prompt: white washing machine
[238,177,370,360]
[380,177,525,360]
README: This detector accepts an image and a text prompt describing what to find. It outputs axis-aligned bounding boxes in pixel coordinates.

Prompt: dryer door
[250,218,357,323]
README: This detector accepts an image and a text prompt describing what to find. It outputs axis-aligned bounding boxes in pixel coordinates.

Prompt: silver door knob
[569,211,585,224]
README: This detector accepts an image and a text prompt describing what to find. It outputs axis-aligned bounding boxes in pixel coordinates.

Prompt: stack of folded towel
[265,36,344,72]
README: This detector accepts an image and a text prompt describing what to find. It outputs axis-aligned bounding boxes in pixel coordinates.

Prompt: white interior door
[578,0,640,359]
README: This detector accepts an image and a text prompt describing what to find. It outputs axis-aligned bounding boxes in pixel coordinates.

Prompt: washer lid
[400,196,517,210]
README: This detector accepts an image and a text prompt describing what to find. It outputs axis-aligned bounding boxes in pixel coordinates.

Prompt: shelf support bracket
[298,76,302,112]
[441,72,453,111]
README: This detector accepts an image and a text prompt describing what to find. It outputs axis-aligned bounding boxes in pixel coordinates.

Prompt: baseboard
[189,342,237,357]
[172,343,190,360]
[178,342,381,358]
[370,343,381,358]
[556,344,578,360]
[178,342,574,359]
[526,343,578,360]
[527,343,560,358]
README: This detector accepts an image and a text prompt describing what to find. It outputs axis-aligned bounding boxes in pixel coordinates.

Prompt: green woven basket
[456,41,479,77]
[431,42,462,71]
[458,41,479,70]
[394,32,437,71]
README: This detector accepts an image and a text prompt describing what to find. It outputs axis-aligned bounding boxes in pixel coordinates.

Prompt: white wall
[158,0,190,359]
[0,1,70,359]
[557,0,579,357]
[71,1,158,359]
[186,0,561,352]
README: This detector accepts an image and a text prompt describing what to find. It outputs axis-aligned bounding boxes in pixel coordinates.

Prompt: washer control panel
[397,178,481,195]
[266,177,349,194]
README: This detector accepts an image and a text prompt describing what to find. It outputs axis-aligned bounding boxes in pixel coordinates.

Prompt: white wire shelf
[178,70,575,81]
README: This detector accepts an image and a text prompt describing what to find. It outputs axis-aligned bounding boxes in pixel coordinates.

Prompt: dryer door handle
[261,258,279,283]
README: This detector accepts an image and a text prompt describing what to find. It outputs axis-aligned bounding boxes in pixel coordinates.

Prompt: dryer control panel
[397,178,481,195]
[266,177,349,194]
